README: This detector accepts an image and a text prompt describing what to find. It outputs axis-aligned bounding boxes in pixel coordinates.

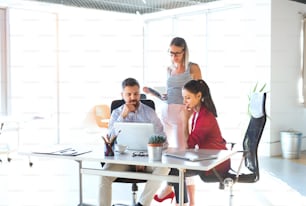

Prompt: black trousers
[169,168,226,204]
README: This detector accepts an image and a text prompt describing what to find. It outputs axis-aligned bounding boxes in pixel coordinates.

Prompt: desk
[19,146,236,206]
[0,117,21,161]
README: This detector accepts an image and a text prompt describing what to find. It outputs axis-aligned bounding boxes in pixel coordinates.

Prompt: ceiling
[25,0,220,14]
[291,0,306,3]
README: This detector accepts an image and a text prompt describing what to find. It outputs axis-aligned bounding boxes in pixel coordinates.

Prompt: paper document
[33,147,91,156]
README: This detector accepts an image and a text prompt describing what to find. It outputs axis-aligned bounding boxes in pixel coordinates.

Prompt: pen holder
[104,143,115,156]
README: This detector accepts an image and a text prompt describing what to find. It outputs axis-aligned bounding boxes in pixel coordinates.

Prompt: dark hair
[170,37,189,70]
[183,79,218,117]
[170,37,187,49]
[121,77,140,89]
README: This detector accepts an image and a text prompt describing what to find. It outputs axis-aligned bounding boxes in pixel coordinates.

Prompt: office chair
[105,98,155,206]
[110,99,155,112]
[94,104,111,128]
[201,92,267,206]
[140,93,147,100]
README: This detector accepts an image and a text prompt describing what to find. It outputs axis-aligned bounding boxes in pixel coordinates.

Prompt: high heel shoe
[153,191,175,203]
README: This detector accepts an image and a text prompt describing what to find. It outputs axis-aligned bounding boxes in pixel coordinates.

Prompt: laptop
[113,122,155,151]
[164,149,218,162]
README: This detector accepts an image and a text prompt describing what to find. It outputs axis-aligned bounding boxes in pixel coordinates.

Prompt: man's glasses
[168,50,184,57]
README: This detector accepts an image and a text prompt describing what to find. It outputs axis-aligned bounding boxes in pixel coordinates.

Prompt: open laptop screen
[114,122,154,151]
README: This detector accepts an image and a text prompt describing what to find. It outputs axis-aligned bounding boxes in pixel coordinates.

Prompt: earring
[201,97,205,102]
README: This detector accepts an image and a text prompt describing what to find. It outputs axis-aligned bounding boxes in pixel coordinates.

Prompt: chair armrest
[226,142,237,150]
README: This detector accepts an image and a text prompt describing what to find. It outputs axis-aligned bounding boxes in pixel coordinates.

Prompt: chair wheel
[219,182,225,189]
[224,178,234,187]
[29,162,33,167]
[7,157,11,162]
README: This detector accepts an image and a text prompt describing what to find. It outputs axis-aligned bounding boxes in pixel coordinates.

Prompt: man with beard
[99,77,170,206]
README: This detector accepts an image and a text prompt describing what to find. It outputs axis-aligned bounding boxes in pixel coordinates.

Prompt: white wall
[234,0,306,156]
[270,0,306,154]
[205,1,271,156]
[208,0,306,156]
[1,1,144,144]
[2,0,306,155]
[142,0,306,156]
[236,0,272,156]
[56,9,143,143]
[142,1,273,156]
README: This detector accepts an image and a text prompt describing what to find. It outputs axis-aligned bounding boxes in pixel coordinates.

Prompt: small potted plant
[147,135,166,161]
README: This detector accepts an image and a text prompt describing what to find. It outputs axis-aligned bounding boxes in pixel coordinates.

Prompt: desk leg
[77,160,84,206]
[75,161,95,206]
[178,169,185,206]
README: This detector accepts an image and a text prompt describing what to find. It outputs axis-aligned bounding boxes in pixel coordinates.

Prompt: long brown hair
[183,79,218,117]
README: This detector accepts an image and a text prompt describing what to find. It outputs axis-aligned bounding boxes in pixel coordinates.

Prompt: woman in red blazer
[183,79,230,174]
[167,79,230,206]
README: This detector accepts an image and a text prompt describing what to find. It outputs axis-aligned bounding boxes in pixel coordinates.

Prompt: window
[0,8,7,116]
[8,9,58,144]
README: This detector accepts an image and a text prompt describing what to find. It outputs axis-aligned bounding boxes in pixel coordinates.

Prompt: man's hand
[121,103,137,118]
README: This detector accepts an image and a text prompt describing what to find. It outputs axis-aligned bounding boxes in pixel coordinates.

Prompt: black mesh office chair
[201,92,267,206]
[103,98,155,206]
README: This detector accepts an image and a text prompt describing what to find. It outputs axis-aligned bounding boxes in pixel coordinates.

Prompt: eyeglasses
[168,50,184,57]
[132,151,148,157]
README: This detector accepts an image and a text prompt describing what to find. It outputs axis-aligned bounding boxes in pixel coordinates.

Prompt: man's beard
[129,100,139,108]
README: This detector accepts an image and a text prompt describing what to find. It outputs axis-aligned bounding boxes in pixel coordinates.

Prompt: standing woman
[144,37,202,205]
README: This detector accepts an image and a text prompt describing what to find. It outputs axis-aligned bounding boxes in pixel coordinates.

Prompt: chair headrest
[249,92,266,118]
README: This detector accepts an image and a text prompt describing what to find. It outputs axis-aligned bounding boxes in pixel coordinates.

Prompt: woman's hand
[143,86,150,94]
[143,87,166,100]
[160,94,167,101]
[181,106,193,145]
[181,105,194,122]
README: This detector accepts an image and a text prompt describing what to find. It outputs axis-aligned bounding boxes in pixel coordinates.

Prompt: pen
[109,130,121,144]
[102,136,109,144]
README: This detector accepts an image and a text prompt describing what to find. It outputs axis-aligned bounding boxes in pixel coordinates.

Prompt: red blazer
[188,106,230,175]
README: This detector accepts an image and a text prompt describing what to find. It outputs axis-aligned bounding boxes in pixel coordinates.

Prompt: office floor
[0,151,305,206]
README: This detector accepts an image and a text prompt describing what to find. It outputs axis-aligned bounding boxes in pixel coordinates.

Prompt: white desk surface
[19,145,236,171]
[18,145,236,206]
[0,116,19,122]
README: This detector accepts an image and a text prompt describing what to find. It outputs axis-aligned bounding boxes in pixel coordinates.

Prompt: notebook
[113,122,154,151]
[164,150,218,162]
